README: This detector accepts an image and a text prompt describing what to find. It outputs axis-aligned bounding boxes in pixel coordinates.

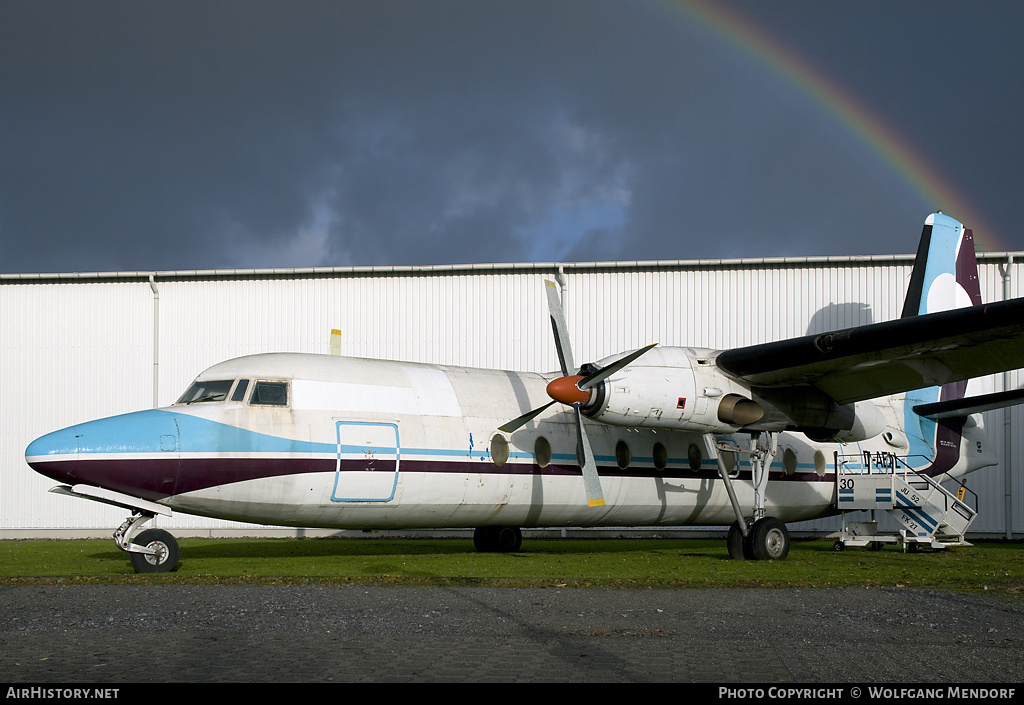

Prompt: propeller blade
[498,401,556,433]
[579,343,658,390]
[544,280,575,376]
[574,405,605,507]
[498,279,639,509]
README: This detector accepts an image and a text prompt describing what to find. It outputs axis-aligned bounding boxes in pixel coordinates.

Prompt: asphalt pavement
[2,585,1023,684]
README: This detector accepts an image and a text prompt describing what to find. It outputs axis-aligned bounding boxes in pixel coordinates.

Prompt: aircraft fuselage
[26,350,995,532]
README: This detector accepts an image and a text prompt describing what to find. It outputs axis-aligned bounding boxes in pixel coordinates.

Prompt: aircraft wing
[716,297,1024,405]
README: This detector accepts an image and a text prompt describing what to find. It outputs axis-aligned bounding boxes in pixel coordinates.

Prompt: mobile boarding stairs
[832,451,978,551]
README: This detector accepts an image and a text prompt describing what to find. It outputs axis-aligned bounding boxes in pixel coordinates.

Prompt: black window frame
[249,380,289,407]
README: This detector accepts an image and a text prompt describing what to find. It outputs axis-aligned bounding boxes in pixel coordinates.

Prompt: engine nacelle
[798,400,887,443]
[577,346,888,442]
[581,347,765,434]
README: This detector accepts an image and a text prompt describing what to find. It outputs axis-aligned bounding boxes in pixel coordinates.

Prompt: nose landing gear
[114,511,180,573]
[49,485,180,573]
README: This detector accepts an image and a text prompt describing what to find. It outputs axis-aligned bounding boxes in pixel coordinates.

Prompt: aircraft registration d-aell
[25,212,1024,572]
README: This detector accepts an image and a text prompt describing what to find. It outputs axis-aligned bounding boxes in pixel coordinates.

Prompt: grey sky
[1,0,1021,273]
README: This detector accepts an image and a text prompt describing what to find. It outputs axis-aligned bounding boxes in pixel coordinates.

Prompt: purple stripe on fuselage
[30,454,833,501]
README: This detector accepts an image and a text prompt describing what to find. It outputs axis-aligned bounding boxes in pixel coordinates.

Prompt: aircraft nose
[25,424,83,483]
[25,409,181,500]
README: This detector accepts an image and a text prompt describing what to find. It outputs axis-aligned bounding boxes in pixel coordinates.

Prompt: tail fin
[902,212,984,474]
[901,211,981,318]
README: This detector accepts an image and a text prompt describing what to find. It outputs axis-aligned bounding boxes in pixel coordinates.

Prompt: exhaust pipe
[718,394,764,426]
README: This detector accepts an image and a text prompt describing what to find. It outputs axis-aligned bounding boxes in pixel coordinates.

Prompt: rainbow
[667,0,1005,252]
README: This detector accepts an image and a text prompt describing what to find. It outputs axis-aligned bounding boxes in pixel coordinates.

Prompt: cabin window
[783,447,798,476]
[653,442,668,471]
[615,440,631,470]
[177,379,233,404]
[687,443,703,472]
[250,381,288,406]
[230,379,250,402]
[814,450,827,477]
[534,436,551,469]
[490,434,510,468]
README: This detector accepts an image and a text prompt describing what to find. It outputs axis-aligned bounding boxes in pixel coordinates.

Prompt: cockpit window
[177,380,234,404]
[250,381,288,406]
[230,379,250,402]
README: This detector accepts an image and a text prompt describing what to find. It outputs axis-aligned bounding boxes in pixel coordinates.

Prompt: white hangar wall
[2,251,1021,537]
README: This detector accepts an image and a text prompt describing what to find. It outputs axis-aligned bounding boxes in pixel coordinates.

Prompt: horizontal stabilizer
[913,387,1024,420]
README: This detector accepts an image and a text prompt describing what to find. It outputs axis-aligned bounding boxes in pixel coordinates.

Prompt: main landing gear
[728,517,790,561]
[708,432,791,561]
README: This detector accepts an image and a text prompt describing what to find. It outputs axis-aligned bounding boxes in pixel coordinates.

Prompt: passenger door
[331,421,400,502]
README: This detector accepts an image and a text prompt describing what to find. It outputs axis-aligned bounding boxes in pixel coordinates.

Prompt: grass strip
[1,537,1021,595]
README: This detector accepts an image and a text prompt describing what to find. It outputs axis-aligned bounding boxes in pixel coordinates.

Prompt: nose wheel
[128,528,180,573]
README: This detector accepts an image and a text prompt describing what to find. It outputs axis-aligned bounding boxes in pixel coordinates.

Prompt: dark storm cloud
[1,0,1021,273]
[1,1,644,270]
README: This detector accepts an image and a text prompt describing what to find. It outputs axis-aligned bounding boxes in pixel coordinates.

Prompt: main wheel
[750,517,790,561]
[473,526,497,552]
[727,521,753,560]
[494,526,522,552]
[129,529,180,573]
[473,526,522,552]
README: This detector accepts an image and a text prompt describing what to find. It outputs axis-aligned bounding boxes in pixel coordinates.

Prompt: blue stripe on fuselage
[67,409,337,456]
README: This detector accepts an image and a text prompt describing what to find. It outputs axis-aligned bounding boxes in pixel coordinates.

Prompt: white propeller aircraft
[26,212,1024,572]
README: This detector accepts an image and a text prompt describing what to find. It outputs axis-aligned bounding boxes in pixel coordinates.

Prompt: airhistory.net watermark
[6,688,119,700]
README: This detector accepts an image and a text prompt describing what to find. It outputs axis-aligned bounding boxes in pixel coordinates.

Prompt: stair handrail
[893,461,978,518]
[835,450,976,507]
[834,450,931,476]
[931,470,979,515]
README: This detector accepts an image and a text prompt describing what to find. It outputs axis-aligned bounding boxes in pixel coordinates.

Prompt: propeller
[498,279,657,507]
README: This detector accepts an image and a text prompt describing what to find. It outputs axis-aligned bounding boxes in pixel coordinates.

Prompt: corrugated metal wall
[2,252,1021,535]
